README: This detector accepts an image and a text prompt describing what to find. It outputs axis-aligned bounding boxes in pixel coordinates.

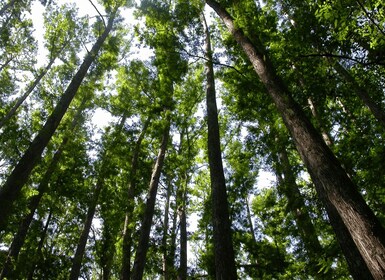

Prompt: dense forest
[0,0,385,279]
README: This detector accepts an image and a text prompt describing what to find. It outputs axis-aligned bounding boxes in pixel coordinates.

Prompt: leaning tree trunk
[69,183,103,280]
[202,13,238,280]
[333,61,385,128]
[0,56,56,129]
[121,116,150,280]
[0,100,86,278]
[131,121,170,280]
[0,10,118,230]
[27,209,53,280]
[205,1,385,279]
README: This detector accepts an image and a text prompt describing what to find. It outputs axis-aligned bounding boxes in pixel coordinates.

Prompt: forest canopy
[0,0,385,279]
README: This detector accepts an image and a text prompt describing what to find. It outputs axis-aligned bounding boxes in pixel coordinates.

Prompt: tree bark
[131,122,170,280]
[0,10,117,230]
[121,116,150,280]
[202,13,238,280]
[69,183,103,280]
[205,1,385,279]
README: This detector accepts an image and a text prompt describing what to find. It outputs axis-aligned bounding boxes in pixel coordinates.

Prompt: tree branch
[299,52,385,66]
[88,0,106,28]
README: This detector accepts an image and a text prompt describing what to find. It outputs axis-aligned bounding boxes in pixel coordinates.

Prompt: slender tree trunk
[333,61,385,128]
[0,57,56,129]
[121,116,150,280]
[69,183,103,280]
[0,10,117,230]
[205,1,385,279]
[202,13,238,280]
[276,149,322,253]
[27,209,53,280]
[131,121,170,280]
[162,181,172,280]
[177,188,187,280]
[100,222,115,280]
[0,100,85,278]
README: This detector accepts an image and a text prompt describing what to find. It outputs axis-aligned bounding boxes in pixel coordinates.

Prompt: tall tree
[202,13,238,280]
[205,0,385,279]
[0,6,119,230]
[131,119,170,280]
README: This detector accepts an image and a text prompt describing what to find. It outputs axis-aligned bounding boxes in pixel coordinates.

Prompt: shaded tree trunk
[0,56,56,129]
[202,13,238,280]
[121,116,150,280]
[333,61,385,128]
[177,188,187,280]
[27,209,53,280]
[162,180,172,280]
[69,183,103,280]
[0,101,86,278]
[131,121,170,280]
[0,10,118,230]
[205,1,385,279]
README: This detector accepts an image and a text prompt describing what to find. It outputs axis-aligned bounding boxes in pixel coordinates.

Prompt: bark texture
[205,1,385,279]
[131,122,170,280]
[0,10,117,230]
[202,13,238,280]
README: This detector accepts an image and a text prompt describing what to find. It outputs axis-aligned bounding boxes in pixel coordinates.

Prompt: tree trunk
[0,56,56,129]
[202,13,238,280]
[121,116,150,280]
[27,209,53,280]
[0,100,85,278]
[205,1,385,279]
[162,181,172,280]
[177,189,187,280]
[0,10,117,230]
[131,122,170,280]
[333,61,385,128]
[69,183,103,280]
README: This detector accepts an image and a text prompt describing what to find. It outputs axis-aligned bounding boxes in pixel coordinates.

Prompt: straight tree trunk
[0,10,117,230]
[131,121,170,280]
[162,181,172,280]
[0,100,86,278]
[69,183,103,280]
[205,1,385,279]
[202,13,238,280]
[121,116,150,280]
[333,61,385,128]
[177,188,187,280]
[0,56,56,129]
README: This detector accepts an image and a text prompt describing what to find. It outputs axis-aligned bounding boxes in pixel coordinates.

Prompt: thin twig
[88,0,106,28]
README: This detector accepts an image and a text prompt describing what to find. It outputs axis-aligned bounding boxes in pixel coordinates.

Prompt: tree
[205,0,385,278]
[202,12,237,279]
[0,6,119,230]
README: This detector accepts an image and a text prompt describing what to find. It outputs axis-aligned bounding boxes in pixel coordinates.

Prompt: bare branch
[88,0,106,28]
